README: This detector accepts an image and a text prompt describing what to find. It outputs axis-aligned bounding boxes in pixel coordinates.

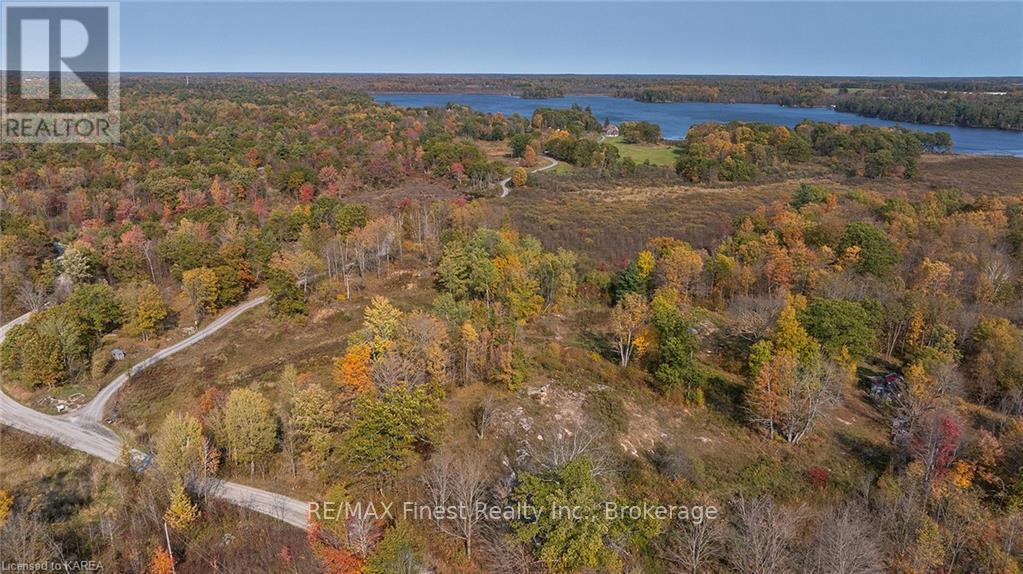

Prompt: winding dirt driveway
[499,155,558,197]
[68,295,268,426]
[0,300,311,529]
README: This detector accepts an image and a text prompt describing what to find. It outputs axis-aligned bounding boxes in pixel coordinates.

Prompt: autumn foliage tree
[611,293,649,367]
[362,296,402,357]
[147,547,175,574]
[154,412,205,483]
[164,480,200,531]
[522,144,537,167]
[121,282,168,340]
[968,317,1023,406]
[511,167,528,188]
[335,342,373,394]
[223,388,277,475]
[181,267,219,323]
[905,410,963,496]
[307,523,365,574]
[746,297,839,443]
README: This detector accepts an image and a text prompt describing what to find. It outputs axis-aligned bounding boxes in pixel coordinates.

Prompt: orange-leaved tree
[307,522,365,574]
[147,547,174,574]
[334,343,373,394]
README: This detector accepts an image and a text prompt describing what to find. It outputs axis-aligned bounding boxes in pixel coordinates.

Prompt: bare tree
[930,363,965,400]
[372,347,418,390]
[727,294,785,343]
[398,310,451,385]
[322,235,359,300]
[422,451,490,559]
[1000,510,1023,564]
[142,239,159,283]
[0,513,64,564]
[351,226,370,277]
[470,394,497,440]
[899,409,962,495]
[932,492,983,574]
[874,474,927,568]
[999,387,1023,417]
[477,524,545,574]
[777,358,842,444]
[806,504,883,574]
[16,280,48,311]
[321,237,341,279]
[355,216,399,277]
[729,496,800,574]
[980,247,1017,293]
[520,425,612,476]
[340,235,357,299]
[661,499,725,573]
[344,511,381,558]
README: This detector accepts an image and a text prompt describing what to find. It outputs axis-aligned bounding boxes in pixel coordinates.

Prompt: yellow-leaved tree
[362,296,402,357]
[511,167,528,188]
[223,388,277,476]
[0,489,12,527]
[164,480,200,531]
[122,282,168,341]
[181,267,219,323]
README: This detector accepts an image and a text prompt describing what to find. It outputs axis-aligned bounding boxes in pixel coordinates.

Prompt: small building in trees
[603,124,619,137]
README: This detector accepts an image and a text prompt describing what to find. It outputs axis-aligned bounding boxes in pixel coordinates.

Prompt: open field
[113,267,437,437]
[607,140,680,167]
[501,178,809,263]
[915,154,1023,196]
[500,154,1023,263]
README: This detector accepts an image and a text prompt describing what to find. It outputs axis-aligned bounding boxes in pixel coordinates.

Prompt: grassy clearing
[113,266,437,435]
[915,154,1023,197]
[607,140,680,167]
[499,155,1023,264]
[549,160,577,174]
[500,179,805,264]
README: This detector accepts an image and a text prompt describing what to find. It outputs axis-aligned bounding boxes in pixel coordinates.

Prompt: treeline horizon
[113,73,1023,131]
[117,72,1023,81]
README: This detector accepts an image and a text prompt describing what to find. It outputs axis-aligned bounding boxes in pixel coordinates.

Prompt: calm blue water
[373,93,1023,157]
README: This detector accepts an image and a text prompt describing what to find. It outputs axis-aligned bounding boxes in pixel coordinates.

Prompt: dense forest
[674,121,952,183]
[837,92,1023,131]
[1,77,1022,573]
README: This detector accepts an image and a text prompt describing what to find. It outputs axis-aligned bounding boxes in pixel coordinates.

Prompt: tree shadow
[835,430,896,478]
[704,374,748,425]
[580,328,617,363]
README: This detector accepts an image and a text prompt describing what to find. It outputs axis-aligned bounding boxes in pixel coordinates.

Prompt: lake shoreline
[373,92,1023,157]
[374,91,1023,132]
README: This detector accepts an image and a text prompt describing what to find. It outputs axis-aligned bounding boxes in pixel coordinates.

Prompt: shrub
[806,466,830,489]
[791,183,830,209]
[584,388,628,435]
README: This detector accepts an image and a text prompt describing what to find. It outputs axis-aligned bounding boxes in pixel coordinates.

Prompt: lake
[373,93,1023,157]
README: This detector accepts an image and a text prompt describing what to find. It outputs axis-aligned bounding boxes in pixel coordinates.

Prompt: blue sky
[80,1,1023,76]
